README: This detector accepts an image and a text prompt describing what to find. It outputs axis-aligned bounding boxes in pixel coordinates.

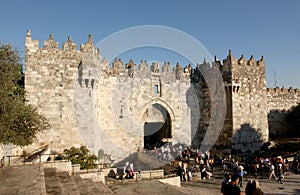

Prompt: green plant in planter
[63,146,98,169]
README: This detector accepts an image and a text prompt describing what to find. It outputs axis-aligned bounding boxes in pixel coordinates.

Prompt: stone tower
[25,30,102,153]
[219,51,268,152]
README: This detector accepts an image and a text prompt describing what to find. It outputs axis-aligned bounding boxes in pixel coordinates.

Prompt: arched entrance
[143,103,172,149]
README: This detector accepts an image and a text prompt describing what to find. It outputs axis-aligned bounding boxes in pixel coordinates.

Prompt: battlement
[267,87,300,94]
[221,50,265,72]
[25,29,100,56]
[25,30,266,83]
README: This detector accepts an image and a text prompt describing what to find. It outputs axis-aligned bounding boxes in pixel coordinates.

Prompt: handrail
[3,153,67,166]
[2,153,110,174]
[71,162,111,175]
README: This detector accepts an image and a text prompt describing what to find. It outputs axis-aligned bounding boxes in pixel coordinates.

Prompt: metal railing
[1,153,112,175]
[1,153,68,167]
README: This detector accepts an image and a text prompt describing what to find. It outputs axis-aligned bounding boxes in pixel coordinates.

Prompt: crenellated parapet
[62,36,76,51]
[267,86,300,138]
[266,87,300,110]
[267,87,299,94]
[25,29,39,54]
[25,29,101,62]
[222,50,265,68]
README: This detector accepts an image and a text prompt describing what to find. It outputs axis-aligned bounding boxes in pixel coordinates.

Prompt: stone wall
[267,87,300,137]
[158,176,181,188]
[43,161,72,174]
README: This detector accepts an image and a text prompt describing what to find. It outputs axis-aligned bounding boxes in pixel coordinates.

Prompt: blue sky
[1,0,299,88]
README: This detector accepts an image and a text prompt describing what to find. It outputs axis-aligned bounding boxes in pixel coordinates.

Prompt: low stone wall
[191,172,201,181]
[158,176,181,188]
[43,161,72,174]
[139,169,164,180]
[80,172,105,183]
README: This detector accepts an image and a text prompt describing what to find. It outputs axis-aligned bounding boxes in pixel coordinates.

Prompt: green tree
[64,146,98,169]
[0,43,49,146]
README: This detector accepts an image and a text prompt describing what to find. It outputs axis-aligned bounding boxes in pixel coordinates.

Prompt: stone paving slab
[181,173,300,195]
[107,173,300,195]
[0,165,46,195]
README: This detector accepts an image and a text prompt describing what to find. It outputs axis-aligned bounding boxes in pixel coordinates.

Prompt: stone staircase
[44,167,112,195]
[114,151,171,173]
[0,164,113,194]
[0,163,186,195]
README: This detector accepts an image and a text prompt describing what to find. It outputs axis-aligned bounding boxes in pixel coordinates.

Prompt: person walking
[237,165,245,187]
[277,163,284,184]
[269,163,277,180]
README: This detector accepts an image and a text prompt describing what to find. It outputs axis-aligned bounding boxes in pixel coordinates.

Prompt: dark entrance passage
[144,104,172,150]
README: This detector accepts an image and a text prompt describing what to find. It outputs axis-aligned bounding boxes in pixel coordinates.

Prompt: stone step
[72,175,109,194]
[0,165,46,195]
[44,168,64,195]
[94,182,113,194]
[107,179,189,194]
[56,171,80,195]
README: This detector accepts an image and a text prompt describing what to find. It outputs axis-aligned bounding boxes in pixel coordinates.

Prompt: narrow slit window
[60,73,63,87]
[154,85,159,95]
[59,102,63,118]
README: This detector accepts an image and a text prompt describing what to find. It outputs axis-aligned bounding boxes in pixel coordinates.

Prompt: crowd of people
[221,172,265,195]
[221,154,300,183]
[142,144,300,194]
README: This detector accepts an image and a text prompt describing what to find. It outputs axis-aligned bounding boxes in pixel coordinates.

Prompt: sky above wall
[1,0,299,88]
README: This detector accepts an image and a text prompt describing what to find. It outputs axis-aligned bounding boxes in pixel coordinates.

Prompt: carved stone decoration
[151,62,160,73]
[62,36,76,51]
[162,62,171,73]
[139,60,148,71]
[175,62,182,80]
[112,58,124,75]
[126,59,136,78]
[44,33,58,49]
[103,58,111,75]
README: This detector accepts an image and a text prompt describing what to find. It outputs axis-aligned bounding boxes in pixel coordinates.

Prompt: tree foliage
[0,43,50,146]
[63,146,98,169]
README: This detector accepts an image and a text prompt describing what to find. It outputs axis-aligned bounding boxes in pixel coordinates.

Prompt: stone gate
[23,30,300,162]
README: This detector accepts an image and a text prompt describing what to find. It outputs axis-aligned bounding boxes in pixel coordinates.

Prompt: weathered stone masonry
[24,31,300,161]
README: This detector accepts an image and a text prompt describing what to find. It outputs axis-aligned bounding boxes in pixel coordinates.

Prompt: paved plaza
[1,164,300,194]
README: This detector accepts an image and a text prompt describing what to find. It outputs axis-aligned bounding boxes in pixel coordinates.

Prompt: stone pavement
[107,170,300,195]
[0,164,46,195]
[179,173,300,195]
[1,164,300,195]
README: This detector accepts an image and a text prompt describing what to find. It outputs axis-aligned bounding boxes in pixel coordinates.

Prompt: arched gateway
[142,103,173,149]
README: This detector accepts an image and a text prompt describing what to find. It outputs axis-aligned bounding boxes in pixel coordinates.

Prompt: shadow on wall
[268,107,300,140]
[268,109,288,139]
[232,123,263,153]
